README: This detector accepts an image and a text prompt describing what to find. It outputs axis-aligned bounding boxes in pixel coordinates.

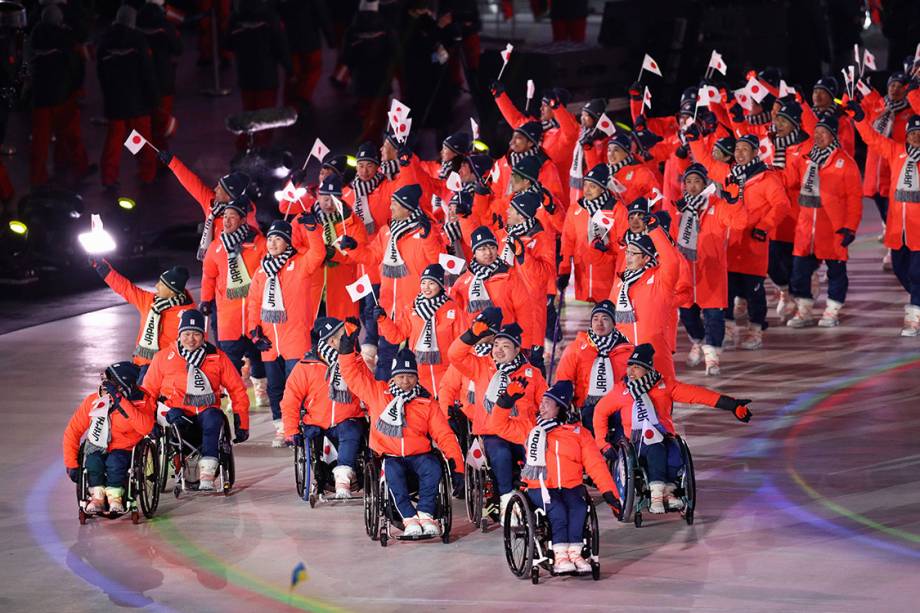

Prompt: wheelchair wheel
[135,438,160,519]
[294,437,308,500]
[464,461,478,524]
[611,439,637,523]
[437,454,453,544]
[676,436,696,525]
[503,491,536,579]
[363,454,381,540]
[582,496,601,580]
[156,427,171,493]
[219,416,235,496]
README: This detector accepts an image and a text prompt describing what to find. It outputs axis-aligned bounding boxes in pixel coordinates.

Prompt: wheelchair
[293,418,369,507]
[502,488,601,584]
[608,434,696,527]
[161,410,236,497]
[76,437,160,525]
[363,450,453,547]
[463,434,500,531]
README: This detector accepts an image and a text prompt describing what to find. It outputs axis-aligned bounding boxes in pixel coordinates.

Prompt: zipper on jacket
[330,401,336,428]
[555,440,561,487]
[810,209,817,255]
[588,264,593,298]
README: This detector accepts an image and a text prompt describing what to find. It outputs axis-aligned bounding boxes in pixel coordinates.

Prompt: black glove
[473,180,491,196]
[674,144,689,159]
[323,245,337,263]
[338,318,361,354]
[292,433,304,447]
[249,326,272,352]
[157,149,173,165]
[339,235,358,250]
[643,212,659,231]
[602,491,622,517]
[684,123,701,142]
[490,80,506,98]
[845,100,865,122]
[89,257,111,279]
[234,428,249,444]
[67,467,80,483]
[370,304,387,321]
[528,346,545,373]
[556,273,570,292]
[451,471,465,498]
[541,187,556,215]
[633,114,647,131]
[836,227,856,247]
[728,103,745,123]
[397,144,412,167]
[462,306,503,343]
[166,408,192,425]
[628,81,642,101]
[716,395,753,423]
[297,212,317,227]
[496,376,528,409]
[591,239,609,253]
[751,227,768,242]
[602,446,617,462]
[544,90,560,108]
[198,301,212,317]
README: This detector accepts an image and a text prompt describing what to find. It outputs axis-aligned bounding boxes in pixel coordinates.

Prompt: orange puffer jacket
[280,355,366,437]
[63,391,156,468]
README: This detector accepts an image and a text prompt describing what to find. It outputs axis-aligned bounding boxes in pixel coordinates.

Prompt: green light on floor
[118,197,136,210]
[8,220,27,235]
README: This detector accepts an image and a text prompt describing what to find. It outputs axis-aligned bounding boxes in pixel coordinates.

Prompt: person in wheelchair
[487,380,620,575]
[555,300,633,434]
[338,325,464,537]
[592,344,751,514]
[143,310,250,491]
[281,317,367,498]
[63,361,156,514]
[448,307,548,521]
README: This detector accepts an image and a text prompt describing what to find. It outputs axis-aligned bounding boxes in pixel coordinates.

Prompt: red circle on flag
[751,85,760,93]
[644,429,654,439]
[324,445,331,454]
[600,120,610,128]
[446,261,456,270]
[356,284,365,292]
[132,136,142,144]
[760,145,768,154]
[650,61,657,69]
[399,123,407,133]
[473,449,483,459]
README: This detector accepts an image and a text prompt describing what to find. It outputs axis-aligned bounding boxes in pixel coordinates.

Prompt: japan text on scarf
[197,202,226,261]
[317,342,352,403]
[413,292,449,364]
[675,191,710,261]
[467,259,507,312]
[585,329,628,406]
[352,173,384,235]
[176,342,217,407]
[614,259,656,324]
[483,352,527,415]
[873,96,909,137]
[382,208,430,279]
[895,146,920,203]
[220,224,254,299]
[579,189,613,244]
[260,246,296,323]
[799,141,838,208]
[625,369,664,448]
[134,293,191,360]
[500,217,538,266]
[522,415,561,503]
[376,381,428,438]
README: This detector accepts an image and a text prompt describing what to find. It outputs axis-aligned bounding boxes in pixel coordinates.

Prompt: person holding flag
[62,362,156,515]
[566,99,612,204]
[280,317,367,499]
[605,132,663,207]
[802,77,855,156]
[247,220,322,446]
[200,197,269,404]
[592,344,751,514]
[442,154,495,260]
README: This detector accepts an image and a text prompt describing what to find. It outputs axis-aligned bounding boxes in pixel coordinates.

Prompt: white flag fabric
[642,53,662,77]
[446,171,463,192]
[595,113,616,136]
[642,87,652,111]
[526,79,535,100]
[639,421,664,445]
[697,85,721,106]
[500,43,513,64]
[309,138,330,162]
[345,274,374,302]
[648,187,664,207]
[321,436,338,463]
[778,80,795,98]
[591,210,615,233]
[439,253,467,275]
[745,77,769,103]
[470,117,480,140]
[734,88,753,111]
[124,130,148,155]
[708,50,727,75]
[758,136,774,162]
[389,98,411,122]
[855,79,871,97]
[862,49,877,71]
[466,438,486,470]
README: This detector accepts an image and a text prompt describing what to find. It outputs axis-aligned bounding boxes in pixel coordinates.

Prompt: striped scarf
[746,110,772,125]
[220,225,253,299]
[541,117,559,133]
[314,208,343,246]
[134,294,190,360]
[522,416,560,502]
[382,211,425,278]
[483,352,527,415]
[675,191,709,260]
[729,159,766,201]
[260,246,295,323]
[895,146,920,203]
[799,142,837,208]
[508,147,538,171]
[607,156,635,179]
[615,260,655,324]
[376,382,422,438]
[380,159,400,181]
[626,369,663,446]
[197,202,226,261]
[467,259,505,312]
[317,343,351,403]
[771,129,803,169]
[176,343,216,407]
[585,330,626,406]
[352,173,384,234]
[500,217,537,265]
[579,191,613,243]
[413,292,449,364]
[873,96,909,137]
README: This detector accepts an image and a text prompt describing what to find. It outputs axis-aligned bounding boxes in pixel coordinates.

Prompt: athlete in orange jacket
[592,344,751,514]
[144,310,250,491]
[63,361,156,514]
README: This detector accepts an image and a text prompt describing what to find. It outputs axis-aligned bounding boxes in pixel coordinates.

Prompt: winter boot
[901,305,920,337]
[882,250,893,272]
[250,377,269,408]
[332,465,354,499]
[567,543,593,573]
[702,345,721,376]
[86,486,106,513]
[818,299,843,327]
[733,297,748,323]
[686,341,703,367]
[418,511,441,536]
[663,483,684,510]
[811,271,821,301]
[776,287,796,323]
[499,492,516,526]
[198,457,219,491]
[551,544,576,574]
[360,344,378,372]
[402,516,423,537]
[649,481,666,514]
[740,324,763,350]
[787,298,815,328]
[271,420,287,448]
[105,487,125,514]
[723,320,739,351]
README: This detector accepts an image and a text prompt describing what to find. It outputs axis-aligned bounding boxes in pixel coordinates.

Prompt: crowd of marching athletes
[63,43,920,573]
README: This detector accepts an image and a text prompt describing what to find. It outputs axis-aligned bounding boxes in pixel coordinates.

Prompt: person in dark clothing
[29,4,92,186]
[342,2,398,142]
[441,0,481,90]
[550,0,588,43]
[227,0,291,149]
[96,6,159,187]
[400,1,457,137]
[277,0,333,108]
[137,0,183,151]
[882,0,920,72]
[197,0,232,66]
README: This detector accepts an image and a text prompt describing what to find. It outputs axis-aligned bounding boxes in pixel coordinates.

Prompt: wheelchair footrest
[396,533,437,541]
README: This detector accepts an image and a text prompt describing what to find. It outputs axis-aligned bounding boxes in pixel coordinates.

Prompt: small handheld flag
[439,253,467,275]
[346,274,375,303]
[466,438,486,470]
[595,113,616,136]
[470,117,480,140]
[446,172,463,192]
[390,98,411,123]
[639,53,662,80]
[744,77,769,104]
[124,130,153,155]
[862,48,876,72]
[778,80,795,99]
[309,138,329,163]
[497,43,513,80]
[642,87,652,112]
[733,89,753,112]
[321,437,338,463]
[590,210,616,237]
[707,50,727,76]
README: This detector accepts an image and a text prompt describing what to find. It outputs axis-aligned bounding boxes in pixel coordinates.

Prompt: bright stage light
[78,214,117,254]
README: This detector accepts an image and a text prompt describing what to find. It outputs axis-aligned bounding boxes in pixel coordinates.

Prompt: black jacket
[137,4,183,96]
[228,2,291,91]
[30,22,81,107]
[96,24,159,119]
[342,10,397,98]
[277,0,333,53]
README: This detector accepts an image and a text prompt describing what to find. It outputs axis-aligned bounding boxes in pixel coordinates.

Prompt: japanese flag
[389,98,411,123]
[526,79,535,101]
[489,162,501,183]
[446,171,463,192]
[500,43,513,65]
[745,77,769,104]
[915,42,920,63]
[648,187,664,207]
[309,138,329,163]
[609,177,627,194]
[855,79,871,97]
[862,49,877,71]
[156,401,171,427]
[466,438,486,470]
[778,80,796,98]
[346,274,374,302]
[470,117,480,140]
[642,87,652,112]
[595,113,616,136]
[591,210,616,234]
[758,136,774,162]
[439,253,467,275]
[642,53,662,77]
[733,88,753,112]
[701,182,718,198]
[708,50,727,76]
[697,85,721,106]
[639,421,664,446]
[389,113,412,142]
[124,130,148,155]
[321,437,338,463]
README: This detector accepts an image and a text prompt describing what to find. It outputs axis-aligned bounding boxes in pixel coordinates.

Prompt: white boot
[271,420,286,448]
[499,492,515,526]
[882,250,893,272]
[733,296,748,322]
[105,487,125,514]
[402,516,423,537]
[740,324,763,351]
[787,298,815,328]
[418,511,441,536]
[901,305,920,337]
[723,320,739,351]
[567,543,593,573]
[250,377,269,408]
[663,483,684,510]
[86,486,106,513]
[702,345,721,376]
[811,271,821,301]
[648,481,666,514]
[552,544,576,573]
[818,299,843,328]
[332,465,354,499]
[198,457,219,491]
[360,344,378,372]
[686,341,703,367]
[775,287,796,323]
